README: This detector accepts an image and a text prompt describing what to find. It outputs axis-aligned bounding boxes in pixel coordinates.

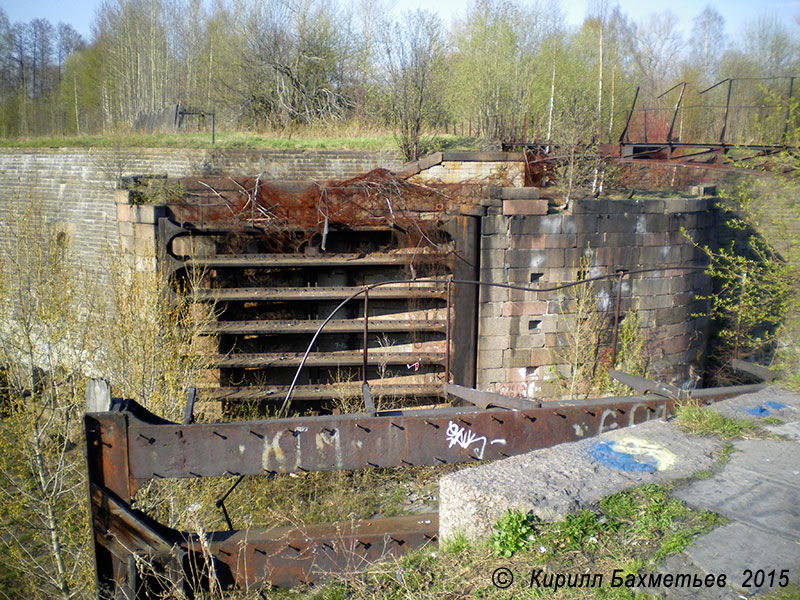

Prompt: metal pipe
[720,79,733,144]
[445,278,452,384]
[610,270,625,367]
[618,86,639,143]
[362,289,369,384]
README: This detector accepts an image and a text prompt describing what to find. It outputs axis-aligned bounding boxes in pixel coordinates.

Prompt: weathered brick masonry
[0,148,715,395]
[477,190,715,396]
[0,147,402,290]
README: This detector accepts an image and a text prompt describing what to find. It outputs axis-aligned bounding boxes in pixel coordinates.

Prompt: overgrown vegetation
[296,484,724,600]
[686,168,800,386]
[675,402,781,440]
[550,255,650,400]
[0,190,217,597]
[1,0,796,165]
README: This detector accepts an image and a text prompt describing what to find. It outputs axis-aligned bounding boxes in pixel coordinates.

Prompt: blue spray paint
[745,406,770,417]
[589,440,657,473]
[765,401,787,410]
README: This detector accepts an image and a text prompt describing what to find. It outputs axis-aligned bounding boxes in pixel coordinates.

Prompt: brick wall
[477,192,716,397]
[0,147,402,290]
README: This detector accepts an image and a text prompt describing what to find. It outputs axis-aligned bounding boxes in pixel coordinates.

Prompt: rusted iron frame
[614,142,793,168]
[88,379,763,594]
[85,370,763,598]
[281,267,708,413]
[445,277,452,384]
[656,82,687,143]
[90,475,439,592]
[619,77,799,154]
[619,86,640,143]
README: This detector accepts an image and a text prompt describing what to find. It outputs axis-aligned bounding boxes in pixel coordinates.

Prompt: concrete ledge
[503,199,548,215]
[439,419,720,541]
[441,151,523,162]
[488,187,540,199]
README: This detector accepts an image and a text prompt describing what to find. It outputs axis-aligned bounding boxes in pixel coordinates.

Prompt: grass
[136,462,458,533]
[257,483,724,600]
[761,583,800,600]
[0,130,483,154]
[674,401,781,440]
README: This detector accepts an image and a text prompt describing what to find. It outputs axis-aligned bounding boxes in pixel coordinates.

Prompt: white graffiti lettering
[446,420,488,459]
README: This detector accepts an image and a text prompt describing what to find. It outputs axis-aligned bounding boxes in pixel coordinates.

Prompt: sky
[1,0,799,42]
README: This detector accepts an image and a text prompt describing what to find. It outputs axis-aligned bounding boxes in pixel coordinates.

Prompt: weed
[718,443,736,464]
[762,416,785,425]
[675,401,776,440]
[272,483,727,600]
[441,534,471,555]
[491,509,536,557]
[760,583,800,600]
[693,469,714,479]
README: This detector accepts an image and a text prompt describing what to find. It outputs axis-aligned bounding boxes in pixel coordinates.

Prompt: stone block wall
[477,192,716,398]
[116,197,167,271]
[0,147,401,290]
[406,151,525,186]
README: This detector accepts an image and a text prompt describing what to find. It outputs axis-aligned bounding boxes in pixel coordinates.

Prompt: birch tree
[380,9,446,160]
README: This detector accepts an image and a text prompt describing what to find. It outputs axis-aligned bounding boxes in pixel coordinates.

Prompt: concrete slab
[439,420,721,541]
[659,522,800,596]
[766,421,800,441]
[674,440,800,539]
[711,386,800,423]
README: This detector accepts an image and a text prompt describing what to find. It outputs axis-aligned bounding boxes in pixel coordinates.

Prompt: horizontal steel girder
[87,381,764,594]
[114,395,673,487]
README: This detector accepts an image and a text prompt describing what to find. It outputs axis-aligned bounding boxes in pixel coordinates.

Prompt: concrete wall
[0,147,402,288]
[477,192,716,396]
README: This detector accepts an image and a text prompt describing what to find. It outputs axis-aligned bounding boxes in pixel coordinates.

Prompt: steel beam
[196,285,446,302]
[87,381,762,596]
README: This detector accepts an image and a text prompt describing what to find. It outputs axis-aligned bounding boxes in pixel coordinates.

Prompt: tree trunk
[546,36,556,144]
[32,434,71,600]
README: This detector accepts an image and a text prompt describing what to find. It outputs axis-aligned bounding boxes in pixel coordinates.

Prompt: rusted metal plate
[191,513,438,588]
[123,397,673,482]
[187,251,444,268]
[88,381,765,597]
[211,350,446,369]
[196,285,446,302]
[204,318,447,335]
[90,484,179,560]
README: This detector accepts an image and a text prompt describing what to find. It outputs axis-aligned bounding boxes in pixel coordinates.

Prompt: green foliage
[0,195,95,599]
[490,509,535,557]
[685,178,799,383]
[675,402,773,439]
[282,483,725,600]
[552,254,649,400]
[539,509,604,552]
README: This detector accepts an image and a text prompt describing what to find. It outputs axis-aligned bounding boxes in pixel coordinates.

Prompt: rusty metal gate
[85,375,763,597]
[158,172,481,411]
